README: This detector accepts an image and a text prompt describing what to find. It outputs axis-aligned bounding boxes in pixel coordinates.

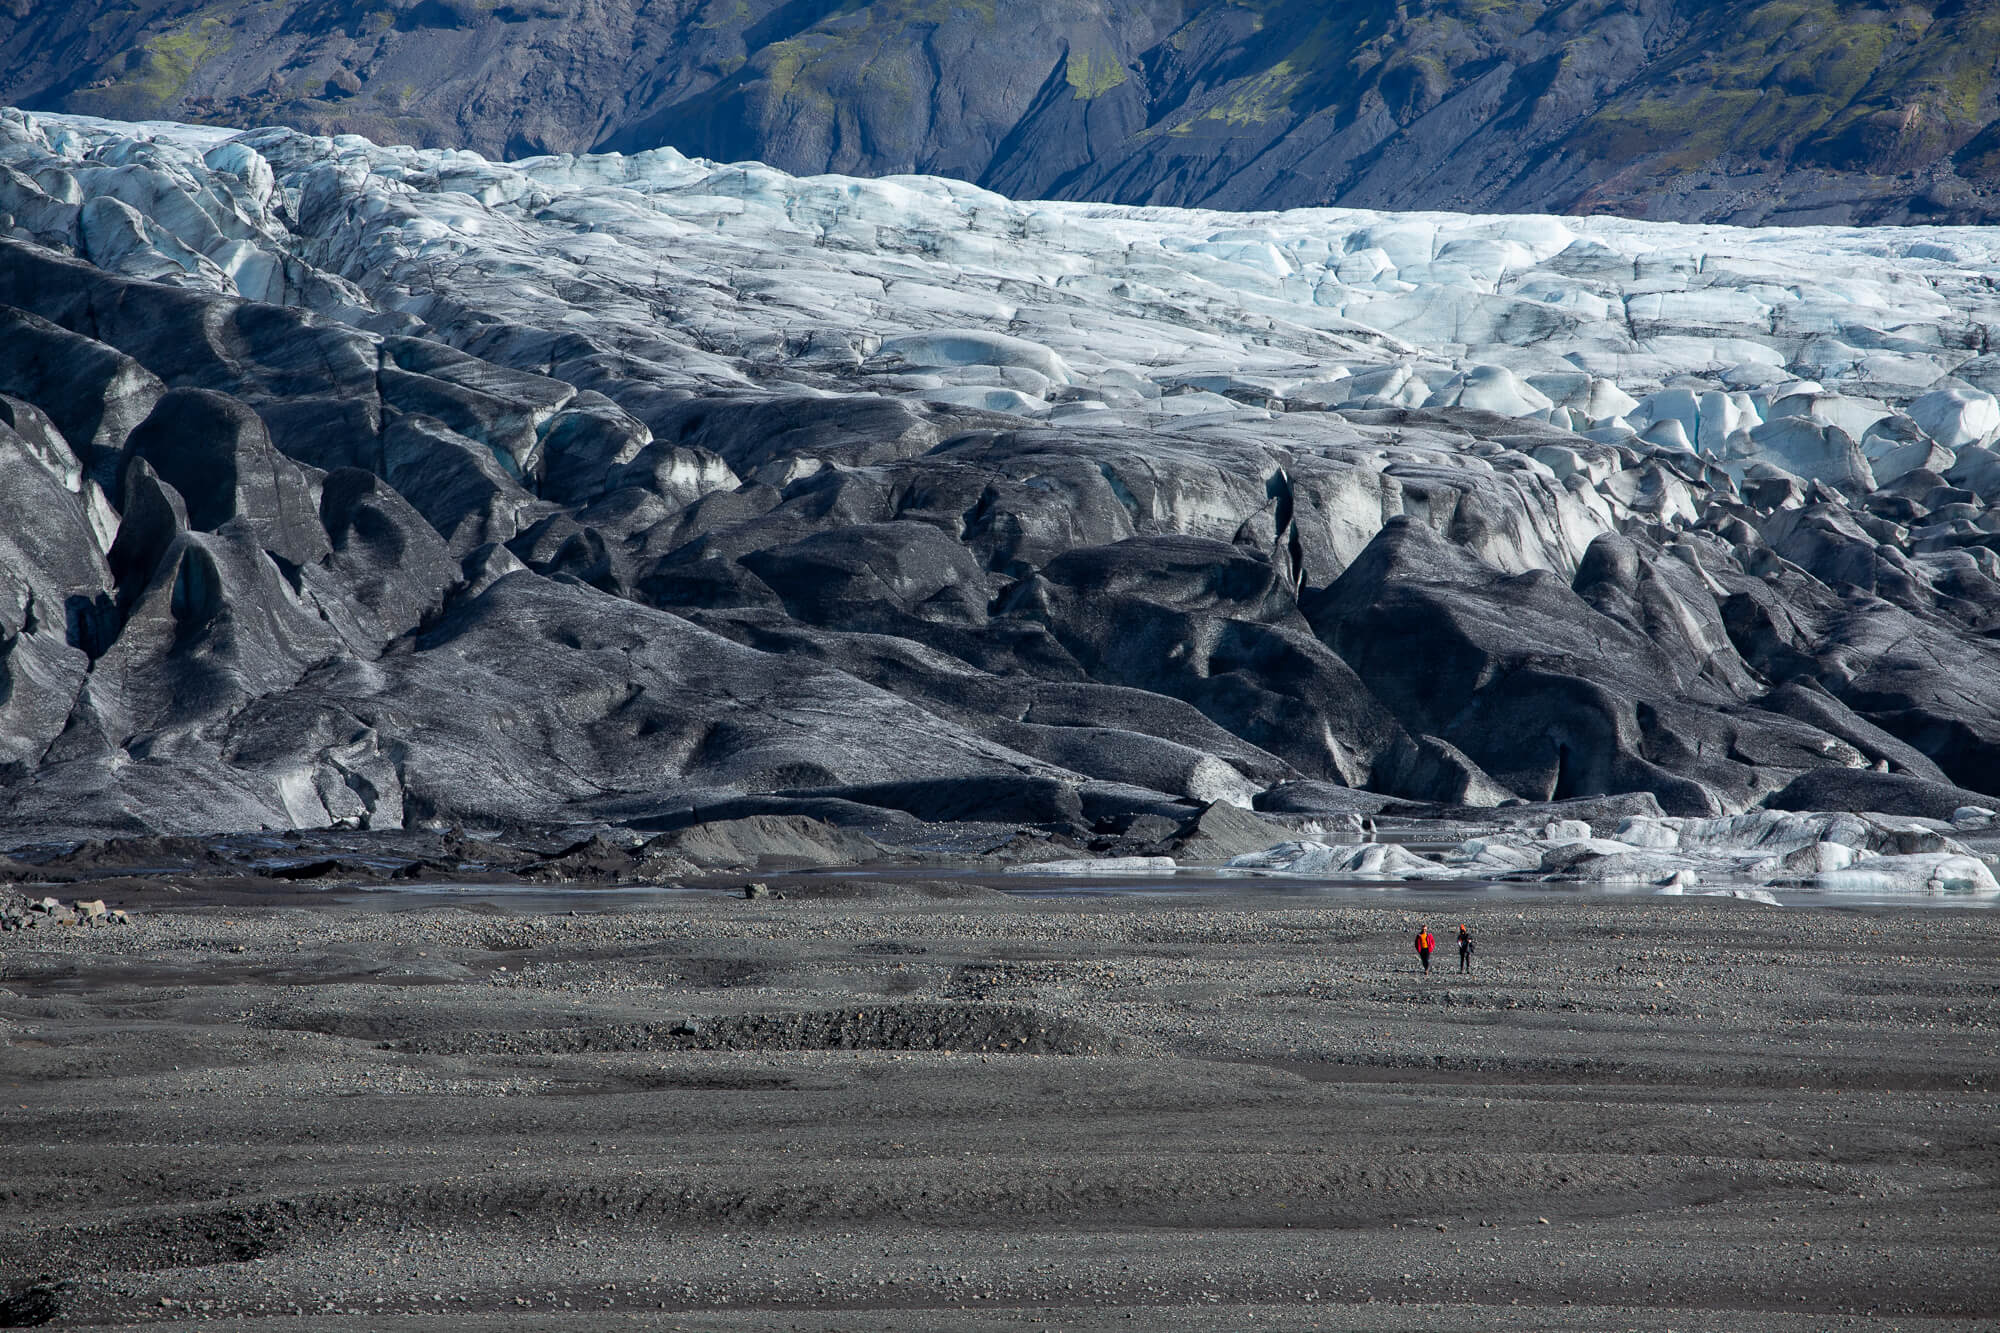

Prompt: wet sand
[2,879,1997,1330]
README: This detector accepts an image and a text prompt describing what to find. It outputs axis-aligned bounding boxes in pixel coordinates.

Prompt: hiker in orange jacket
[1414,927,1434,973]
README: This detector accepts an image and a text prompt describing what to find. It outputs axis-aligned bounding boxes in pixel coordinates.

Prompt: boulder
[643,815,889,868]
[1159,800,1290,862]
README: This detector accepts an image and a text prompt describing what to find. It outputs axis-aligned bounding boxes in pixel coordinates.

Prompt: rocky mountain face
[1,107,2000,842]
[5,1,2000,225]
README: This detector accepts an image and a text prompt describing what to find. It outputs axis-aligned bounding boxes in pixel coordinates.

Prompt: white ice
[9,106,2000,479]
[1226,809,1998,896]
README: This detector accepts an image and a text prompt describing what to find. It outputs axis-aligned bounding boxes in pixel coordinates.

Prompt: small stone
[76,899,107,919]
[743,882,770,900]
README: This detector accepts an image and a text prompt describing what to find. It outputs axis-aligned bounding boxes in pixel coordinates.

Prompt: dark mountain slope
[4,1,2000,222]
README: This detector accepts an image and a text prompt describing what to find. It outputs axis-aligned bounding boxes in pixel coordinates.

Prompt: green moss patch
[1066,50,1128,101]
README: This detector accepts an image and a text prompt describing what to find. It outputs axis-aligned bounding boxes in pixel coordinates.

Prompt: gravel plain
[1,874,1996,1331]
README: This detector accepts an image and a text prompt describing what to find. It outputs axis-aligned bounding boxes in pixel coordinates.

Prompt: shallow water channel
[318,866,1998,913]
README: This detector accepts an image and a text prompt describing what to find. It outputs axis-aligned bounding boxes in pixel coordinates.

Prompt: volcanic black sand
[2,876,1996,1331]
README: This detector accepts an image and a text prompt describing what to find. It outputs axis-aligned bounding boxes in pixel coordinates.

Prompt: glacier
[2,108,2000,864]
